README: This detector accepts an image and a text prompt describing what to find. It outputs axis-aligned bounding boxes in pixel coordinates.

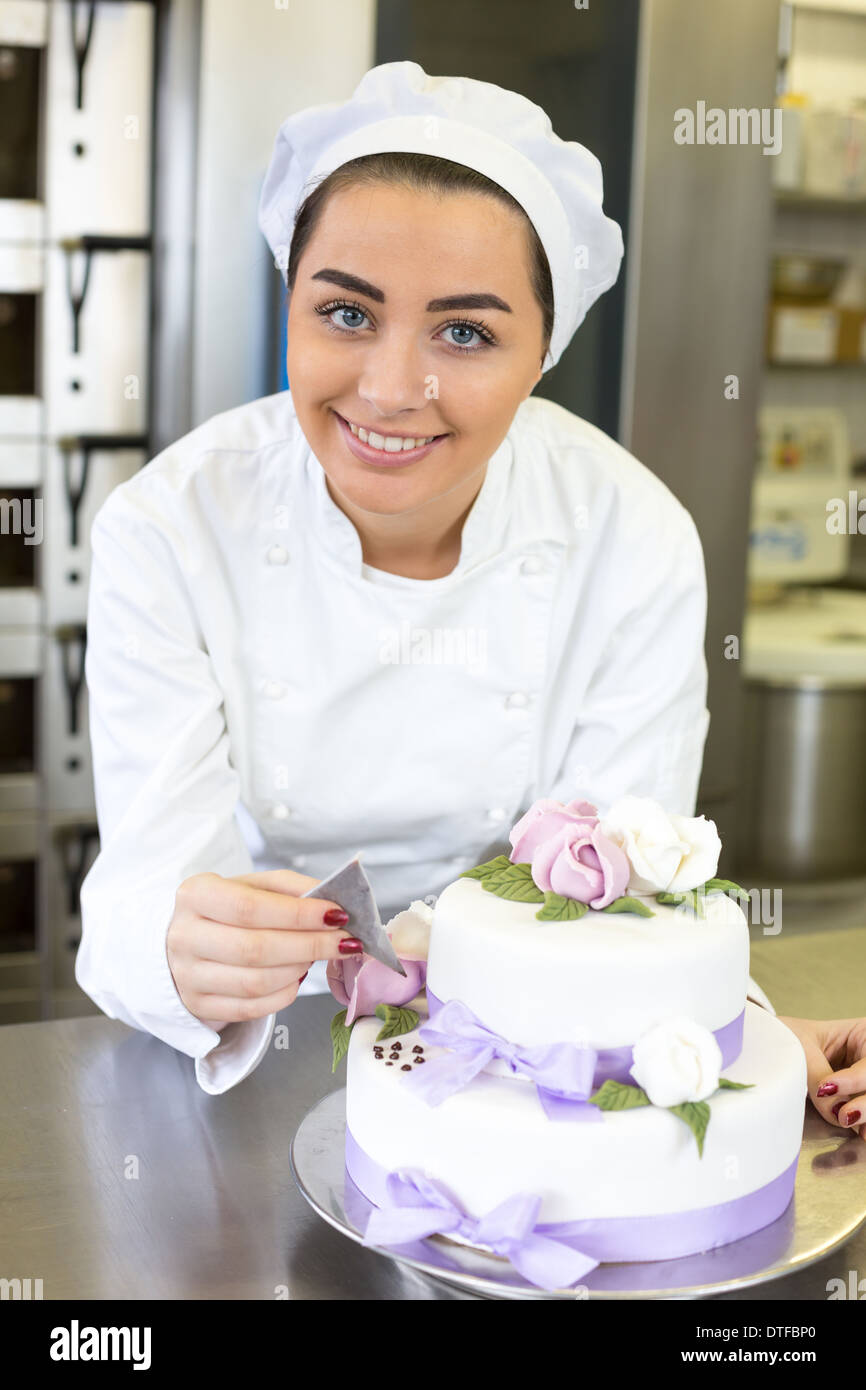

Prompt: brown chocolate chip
[392,1042,402,1050]
[412,1045,423,1053]
[401,1064,412,1072]
[414,1056,425,1064]
[386,1061,394,1066]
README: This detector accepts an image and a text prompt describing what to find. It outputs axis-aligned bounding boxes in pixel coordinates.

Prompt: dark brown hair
[286,152,554,362]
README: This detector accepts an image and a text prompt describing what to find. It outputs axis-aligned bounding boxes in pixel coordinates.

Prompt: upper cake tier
[425,790,750,1052]
[426,875,749,1050]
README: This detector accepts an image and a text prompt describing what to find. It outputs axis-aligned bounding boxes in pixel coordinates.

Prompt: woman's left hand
[778,1015,866,1140]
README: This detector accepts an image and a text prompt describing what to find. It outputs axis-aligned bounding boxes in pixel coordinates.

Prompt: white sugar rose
[599,795,721,893]
[629,1017,723,1107]
[383,899,433,960]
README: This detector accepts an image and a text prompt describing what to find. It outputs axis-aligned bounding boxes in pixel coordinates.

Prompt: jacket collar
[303,430,514,582]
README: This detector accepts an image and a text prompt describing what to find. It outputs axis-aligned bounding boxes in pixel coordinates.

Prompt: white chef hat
[257,61,624,372]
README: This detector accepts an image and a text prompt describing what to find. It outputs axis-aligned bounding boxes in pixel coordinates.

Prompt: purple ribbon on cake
[362,1167,599,1290]
[403,996,603,1122]
[346,1128,800,1284]
[412,988,745,1120]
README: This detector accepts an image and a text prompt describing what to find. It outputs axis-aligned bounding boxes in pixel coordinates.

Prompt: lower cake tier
[345,1001,807,1263]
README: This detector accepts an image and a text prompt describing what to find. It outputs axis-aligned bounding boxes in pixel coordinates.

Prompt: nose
[356,327,430,418]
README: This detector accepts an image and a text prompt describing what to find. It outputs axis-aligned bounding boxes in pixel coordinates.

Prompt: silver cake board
[290,1089,866,1300]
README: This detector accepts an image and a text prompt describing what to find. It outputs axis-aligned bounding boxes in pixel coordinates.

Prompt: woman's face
[285,182,546,517]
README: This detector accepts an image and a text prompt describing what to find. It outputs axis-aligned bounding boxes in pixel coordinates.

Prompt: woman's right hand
[166,868,360,1029]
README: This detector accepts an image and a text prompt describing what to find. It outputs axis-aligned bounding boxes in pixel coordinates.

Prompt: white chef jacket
[77,386,736,1097]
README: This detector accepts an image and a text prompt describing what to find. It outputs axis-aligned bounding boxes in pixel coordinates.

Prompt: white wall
[788,3,866,105]
[791,0,866,16]
[193,0,377,423]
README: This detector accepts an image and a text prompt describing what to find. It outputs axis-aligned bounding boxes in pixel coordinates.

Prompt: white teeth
[346,419,436,451]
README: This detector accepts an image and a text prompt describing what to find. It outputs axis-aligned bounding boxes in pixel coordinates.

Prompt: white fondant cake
[428,876,749,1049]
[334,794,809,1284]
[346,1001,805,1237]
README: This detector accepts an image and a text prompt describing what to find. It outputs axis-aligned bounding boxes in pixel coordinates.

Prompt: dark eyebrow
[310,268,512,314]
[311,268,385,302]
[426,292,512,313]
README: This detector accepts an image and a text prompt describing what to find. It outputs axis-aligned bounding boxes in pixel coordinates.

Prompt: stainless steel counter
[1,887,864,1301]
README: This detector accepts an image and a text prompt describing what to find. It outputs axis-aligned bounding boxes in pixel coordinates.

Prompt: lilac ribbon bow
[403,998,603,1122]
[363,1169,599,1290]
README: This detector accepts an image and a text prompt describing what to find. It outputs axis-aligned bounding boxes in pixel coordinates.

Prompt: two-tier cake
[326,794,807,1290]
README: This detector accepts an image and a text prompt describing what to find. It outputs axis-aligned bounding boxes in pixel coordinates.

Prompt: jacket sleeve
[548,500,711,817]
[77,481,276,1094]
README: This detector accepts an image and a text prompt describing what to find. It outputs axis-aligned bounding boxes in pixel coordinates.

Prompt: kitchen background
[0,0,864,1024]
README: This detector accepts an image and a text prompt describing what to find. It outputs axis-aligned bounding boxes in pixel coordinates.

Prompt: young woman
[77,62,865,1136]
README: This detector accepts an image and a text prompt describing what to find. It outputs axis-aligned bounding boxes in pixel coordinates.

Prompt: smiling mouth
[336,412,447,454]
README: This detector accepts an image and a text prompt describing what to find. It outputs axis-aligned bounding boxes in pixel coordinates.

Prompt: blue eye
[333,305,366,329]
[314,299,371,334]
[333,306,366,329]
[313,299,496,353]
[439,318,496,353]
[447,324,478,347]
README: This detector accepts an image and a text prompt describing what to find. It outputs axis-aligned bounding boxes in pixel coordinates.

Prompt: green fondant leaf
[483,860,534,882]
[535,891,588,921]
[460,854,513,881]
[374,1004,420,1042]
[588,1079,651,1110]
[703,877,748,900]
[668,1100,711,1156]
[600,895,655,917]
[480,861,545,903]
[655,888,706,918]
[717,1077,754,1090]
[330,1008,354,1073]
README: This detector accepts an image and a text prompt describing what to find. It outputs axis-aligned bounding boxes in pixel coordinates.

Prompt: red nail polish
[816,1081,838,1097]
[832,1101,844,1118]
[338,938,363,955]
[844,1110,861,1126]
[323,908,349,925]
[298,971,308,984]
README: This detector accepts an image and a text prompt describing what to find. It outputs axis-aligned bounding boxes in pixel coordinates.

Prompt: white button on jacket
[77,388,717,1096]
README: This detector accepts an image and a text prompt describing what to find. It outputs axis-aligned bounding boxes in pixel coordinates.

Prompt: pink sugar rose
[509,797,599,864]
[529,821,630,908]
[327,952,426,1025]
